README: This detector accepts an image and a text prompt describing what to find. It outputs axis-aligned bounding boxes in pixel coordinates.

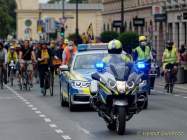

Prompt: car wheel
[69,95,76,112]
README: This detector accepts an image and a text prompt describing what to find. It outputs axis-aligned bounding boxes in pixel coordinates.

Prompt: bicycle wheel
[10,69,14,87]
[43,79,47,96]
[0,67,3,89]
[50,72,54,96]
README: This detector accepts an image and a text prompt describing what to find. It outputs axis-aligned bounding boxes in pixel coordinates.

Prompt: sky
[39,0,49,3]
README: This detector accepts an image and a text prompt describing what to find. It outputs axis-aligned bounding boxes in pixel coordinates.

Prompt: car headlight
[71,81,90,88]
[116,81,126,93]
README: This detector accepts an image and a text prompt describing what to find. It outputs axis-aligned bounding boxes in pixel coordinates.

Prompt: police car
[59,43,108,111]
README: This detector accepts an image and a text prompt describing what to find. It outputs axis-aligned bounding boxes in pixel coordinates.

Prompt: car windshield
[73,53,107,70]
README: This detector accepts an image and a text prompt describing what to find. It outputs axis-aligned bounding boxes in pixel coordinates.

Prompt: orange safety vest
[63,47,77,65]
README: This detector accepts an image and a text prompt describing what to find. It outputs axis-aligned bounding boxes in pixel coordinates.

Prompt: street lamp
[120,0,124,33]
[75,0,79,44]
[62,0,65,18]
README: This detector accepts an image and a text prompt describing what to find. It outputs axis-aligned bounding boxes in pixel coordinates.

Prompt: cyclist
[7,46,18,79]
[37,41,50,94]
[62,41,77,66]
[19,40,36,87]
[0,42,8,84]
[162,41,179,88]
[49,40,61,74]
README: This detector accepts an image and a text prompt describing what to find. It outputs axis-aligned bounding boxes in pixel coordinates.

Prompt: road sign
[112,20,122,28]
[154,14,167,22]
[133,18,145,27]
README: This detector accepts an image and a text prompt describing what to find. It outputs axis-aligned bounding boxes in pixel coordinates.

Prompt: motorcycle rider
[133,36,151,62]
[162,41,179,87]
[103,39,133,65]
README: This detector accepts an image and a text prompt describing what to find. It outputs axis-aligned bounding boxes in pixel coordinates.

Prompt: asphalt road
[0,79,187,140]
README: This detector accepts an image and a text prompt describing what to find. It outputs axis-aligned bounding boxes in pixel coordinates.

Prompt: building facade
[102,0,167,60]
[16,0,103,40]
[166,0,187,48]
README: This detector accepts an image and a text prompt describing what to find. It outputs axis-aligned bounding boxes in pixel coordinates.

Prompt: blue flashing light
[96,62,104,69]
[77,44,88,52]
[137,62,145,69]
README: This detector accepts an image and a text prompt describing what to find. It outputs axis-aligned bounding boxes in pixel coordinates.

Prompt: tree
[100,31,119,43]
[0,0,16,39]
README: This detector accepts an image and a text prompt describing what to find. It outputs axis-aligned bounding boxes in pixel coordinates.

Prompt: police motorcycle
[136,59,158,97]
[89,62,146,135]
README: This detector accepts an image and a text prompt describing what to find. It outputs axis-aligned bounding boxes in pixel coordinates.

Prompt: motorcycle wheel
[107,123,116,131]
[143,99,148,109]
[116,107,126,135]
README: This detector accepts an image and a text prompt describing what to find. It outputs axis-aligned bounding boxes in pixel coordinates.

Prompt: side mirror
[135,73,144,84]
[90,80,98,96]
[59,65,69,71]
[91,73,100,81]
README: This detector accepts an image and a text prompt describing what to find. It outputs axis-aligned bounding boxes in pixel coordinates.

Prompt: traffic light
[60,27,65,37]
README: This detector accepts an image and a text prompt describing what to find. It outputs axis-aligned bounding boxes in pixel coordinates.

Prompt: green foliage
[118,32,139,49]
[68,33,83,44]
[100,31,119,43]
[0,0,16,38]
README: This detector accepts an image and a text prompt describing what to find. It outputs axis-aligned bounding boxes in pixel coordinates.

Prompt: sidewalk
[155,77,187,91]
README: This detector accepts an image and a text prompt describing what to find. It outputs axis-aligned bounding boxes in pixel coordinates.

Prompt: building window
[103,23,106,31]
[129,21,132,31]
[107,23,110,31]
[155,22,157,32]
[140,26,144,35]
[145,21,147,32]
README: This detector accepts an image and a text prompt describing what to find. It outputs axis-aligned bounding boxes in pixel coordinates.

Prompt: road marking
[55,129,64,134]
[5,85,72,140]
[61,135,71,140]
[28,104,34,108]
[35,111,42,114]
[184,97,187,99]
[49,124,57,128]
[174,95,180,97]
[25,102,31,105]
[31,108,38,111]
[76,124,91,135]
[44,118,52,123]
[39,114,46,118]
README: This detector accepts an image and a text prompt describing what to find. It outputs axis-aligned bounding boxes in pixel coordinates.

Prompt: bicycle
[43,67,53,96]
[165,63,177,94]
[20,61,32,91]
[9,60,16,87]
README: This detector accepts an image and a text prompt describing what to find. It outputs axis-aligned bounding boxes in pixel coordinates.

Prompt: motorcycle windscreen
[110,64,130,81]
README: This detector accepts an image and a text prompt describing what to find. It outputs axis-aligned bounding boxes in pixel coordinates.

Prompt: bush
[100,31,119,43]
[68,33,83,45]
[118,32,139,50]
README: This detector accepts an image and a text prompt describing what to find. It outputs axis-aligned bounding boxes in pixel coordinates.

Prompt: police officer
[103,39,133,65]
[133,36,151,61]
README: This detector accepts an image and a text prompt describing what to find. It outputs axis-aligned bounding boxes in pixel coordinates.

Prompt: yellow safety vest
[135,46,150,60]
